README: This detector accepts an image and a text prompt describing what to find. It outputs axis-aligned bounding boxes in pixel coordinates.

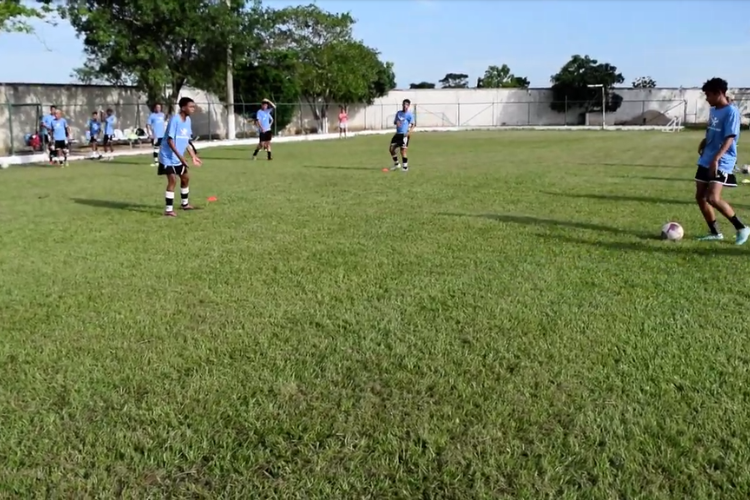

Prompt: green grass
[2,130,750,498]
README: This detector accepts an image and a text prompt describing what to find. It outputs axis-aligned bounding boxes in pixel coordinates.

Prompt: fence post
[457,103,461,127]
[564,97,568,126]
[208,100,212,140]
[492,101,495,127]
[7,101,14,156]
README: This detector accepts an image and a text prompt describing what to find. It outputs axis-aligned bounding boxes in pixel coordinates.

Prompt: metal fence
[0,99,689,156]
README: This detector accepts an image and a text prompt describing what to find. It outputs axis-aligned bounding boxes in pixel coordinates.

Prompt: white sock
[165,191,174,212]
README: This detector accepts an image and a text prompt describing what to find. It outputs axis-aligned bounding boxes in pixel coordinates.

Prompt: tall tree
[61,0,261,109]
[549,54,625,114]
[439,73,469,89]
[270,4,394,133]
[410,82,436,89]
[476,64,529,89]
[228,51,301,135]
[632,76,657,89]
[1,0,52,33]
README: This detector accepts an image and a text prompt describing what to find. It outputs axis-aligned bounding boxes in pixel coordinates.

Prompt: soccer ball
[0,163,8,170]
[741,164,750,174]
[661,222,684,241]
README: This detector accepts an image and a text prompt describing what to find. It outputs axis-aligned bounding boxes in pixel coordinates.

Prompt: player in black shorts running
[389,99,415,172]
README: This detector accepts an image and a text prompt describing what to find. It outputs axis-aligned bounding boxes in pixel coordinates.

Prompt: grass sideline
[2,130,750,498]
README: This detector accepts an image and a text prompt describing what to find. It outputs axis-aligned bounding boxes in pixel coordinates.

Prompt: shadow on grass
[439,212,657,239]
[572,162,689,170]
[303,165,376,171]
[71,198,155,213]
[541,191,750,210]
[608,175,691,182]
[536,233,748,256]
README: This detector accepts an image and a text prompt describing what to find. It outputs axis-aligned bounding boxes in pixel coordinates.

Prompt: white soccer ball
[742,164,750,174]
[661,222,684,241]
[0,163,8,170]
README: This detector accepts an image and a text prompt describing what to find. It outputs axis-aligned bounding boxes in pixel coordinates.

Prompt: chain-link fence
[0,98,689,156]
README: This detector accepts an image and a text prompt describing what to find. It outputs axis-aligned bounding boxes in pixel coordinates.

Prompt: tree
[410,82,436,89]
[439,73,469,89]
[549,54,625,114]
[1,0,52,33]
[228,51,301,136]
[632,76,656,89]
[270,4,394,133]
[61,0,261,109]
[476,64,529,89]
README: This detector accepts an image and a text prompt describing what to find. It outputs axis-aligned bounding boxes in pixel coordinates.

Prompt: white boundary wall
[0,125,680,167]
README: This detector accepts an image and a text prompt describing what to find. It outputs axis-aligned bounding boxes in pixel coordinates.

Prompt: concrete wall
[3,83,750,154]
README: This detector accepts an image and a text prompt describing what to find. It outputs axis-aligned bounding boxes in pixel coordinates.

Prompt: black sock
[707,220,719,235]
[267,150,272,160]
[392,155,399,165]
[252,149,259,157]
[729,215,745,230]
[402,156,408,167]
[152,150,158,160]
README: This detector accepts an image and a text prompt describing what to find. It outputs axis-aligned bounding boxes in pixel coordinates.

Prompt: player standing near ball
[389,99,415,172]
[147,103,166,167]
[158,97,202,217]
[252,99,274,161]
[694,78,750,245]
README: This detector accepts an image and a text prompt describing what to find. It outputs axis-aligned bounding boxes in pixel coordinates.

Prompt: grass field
[3,130,750,498]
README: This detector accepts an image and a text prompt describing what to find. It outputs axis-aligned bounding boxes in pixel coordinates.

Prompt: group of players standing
[39,105,117,165]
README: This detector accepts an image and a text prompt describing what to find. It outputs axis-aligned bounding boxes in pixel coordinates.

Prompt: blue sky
[1,0,749,89]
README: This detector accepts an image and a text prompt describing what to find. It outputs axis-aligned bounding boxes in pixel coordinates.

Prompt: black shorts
[259,131,273,142]
[103,134,112,145]
[695,166,737,187]
[42,133,51,144]
[89,135,99,144]
[152,138,162,148]
[54,140,68,151]
[158,163,187,176]
[390,133,410,148]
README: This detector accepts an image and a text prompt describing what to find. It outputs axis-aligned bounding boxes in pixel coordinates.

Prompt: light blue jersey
[148,112,166,138]
[42,114,55,133]
[256,108,273,132]
[88,119,101,137]
[159,114,193,166]
[698,104,741,173]
[51,118,68,141]
[105,115,117,135]
[395,110,414,134]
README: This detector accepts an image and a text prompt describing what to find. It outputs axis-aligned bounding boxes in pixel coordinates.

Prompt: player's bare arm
[698,138,706,155]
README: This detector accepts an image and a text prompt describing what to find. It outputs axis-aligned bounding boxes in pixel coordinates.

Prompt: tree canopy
[1,0,54,34]
[632,76,657,89]
[60,0,261,109]
[262,4,395,131]
[439,73,469,89]
[476,65,529,89]
[549,55,625,114]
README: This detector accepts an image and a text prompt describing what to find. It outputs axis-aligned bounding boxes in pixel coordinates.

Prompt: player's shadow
[303,165,375,171]
[571,161,688,170]
[439,212,656,239]
[542,191,750,210]
[608,175,691,182]
[71,198,154,213]
[536,233,748,257]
